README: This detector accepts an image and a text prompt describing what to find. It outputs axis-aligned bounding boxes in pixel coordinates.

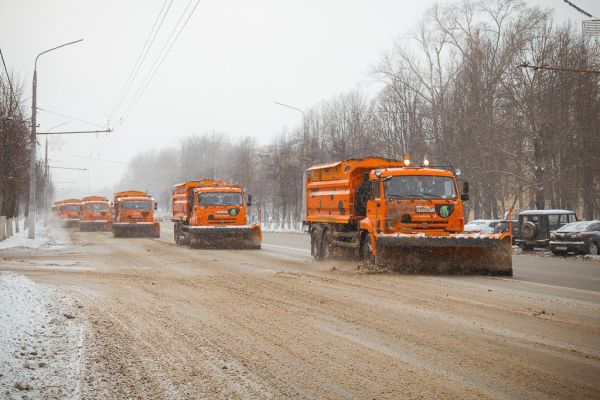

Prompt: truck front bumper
[184,224,262,247]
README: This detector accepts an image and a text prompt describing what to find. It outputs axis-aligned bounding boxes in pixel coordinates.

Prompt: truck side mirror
[154,202,158,210]
[247,194,253,207]
[461,193,470,201]
[462,181,470,194]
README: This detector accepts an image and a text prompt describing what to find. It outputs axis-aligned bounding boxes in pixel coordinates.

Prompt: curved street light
[28,39,83,238]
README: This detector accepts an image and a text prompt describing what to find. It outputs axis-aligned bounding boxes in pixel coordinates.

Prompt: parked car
[463,219,500,234]
[494,219,519,243]
[515,209,577,250]
[549,220,600,255]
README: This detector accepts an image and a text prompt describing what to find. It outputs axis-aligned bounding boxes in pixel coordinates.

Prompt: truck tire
[360,232,374,264]
[311,225,324,261]
[322,229,332,260]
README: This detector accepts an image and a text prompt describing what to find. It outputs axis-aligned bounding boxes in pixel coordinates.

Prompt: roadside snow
[0,223,69,251]
[0,272,84,399]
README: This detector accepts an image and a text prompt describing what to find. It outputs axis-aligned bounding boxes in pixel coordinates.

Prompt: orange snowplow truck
[60,198,82,227]
[112,190,160,238]
[171,179,261,248]
[80,196,111,231]
[304,157,512,275]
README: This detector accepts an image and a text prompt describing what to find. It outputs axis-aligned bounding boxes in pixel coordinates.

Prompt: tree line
[119,0,600,228]
[0,70,49,221]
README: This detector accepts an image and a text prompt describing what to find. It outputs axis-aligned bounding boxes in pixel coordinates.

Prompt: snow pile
[0,273,83,399]
[0,223,69,251]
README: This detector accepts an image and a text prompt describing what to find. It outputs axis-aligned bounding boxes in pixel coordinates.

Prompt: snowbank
[0,272,83,399]
[0,223,69,251]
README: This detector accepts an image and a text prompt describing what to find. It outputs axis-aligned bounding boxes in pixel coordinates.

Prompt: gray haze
[1,0,596,196]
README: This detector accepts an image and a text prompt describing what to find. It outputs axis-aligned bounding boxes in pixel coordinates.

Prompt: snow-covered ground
[0,273,84,399]
[0,222,69,251]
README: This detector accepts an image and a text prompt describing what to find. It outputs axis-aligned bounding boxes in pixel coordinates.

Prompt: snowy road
[1,223,599,399]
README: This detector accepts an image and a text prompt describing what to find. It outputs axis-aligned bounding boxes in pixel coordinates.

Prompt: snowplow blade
[188,224,262,249]
[375,234,512,275]
[112,223,160,238]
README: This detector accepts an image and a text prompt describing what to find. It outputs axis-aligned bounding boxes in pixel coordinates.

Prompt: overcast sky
[1,0,598,196]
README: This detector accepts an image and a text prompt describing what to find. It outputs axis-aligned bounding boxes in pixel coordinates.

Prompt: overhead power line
[48,165,87,171]
[563,0,596,18]
[517,63,600,74]
[37,106,108,129]
[108,0,174,123]
[120,0,203,123]
[38,129,112,135]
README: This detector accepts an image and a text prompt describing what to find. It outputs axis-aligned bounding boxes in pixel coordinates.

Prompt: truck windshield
[121,201,152,210]
[63,204,81,211]
[83,203,108,211]
[199,192,243,206]
[384,175,456,199]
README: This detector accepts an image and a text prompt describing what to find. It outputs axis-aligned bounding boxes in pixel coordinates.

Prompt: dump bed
[82,196,108,203]
[113,190,150,204]
[305,158,405,224]
[62,198,81,205]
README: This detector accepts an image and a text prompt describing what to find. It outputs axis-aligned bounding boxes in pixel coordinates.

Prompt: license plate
[555,246,567,251]
[416,206,435,213]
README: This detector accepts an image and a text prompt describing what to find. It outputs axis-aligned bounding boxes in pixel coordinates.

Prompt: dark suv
[515,210,578,251]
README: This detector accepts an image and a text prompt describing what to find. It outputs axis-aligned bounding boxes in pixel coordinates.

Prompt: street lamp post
[273,101,309,226]
[27,39,82,238]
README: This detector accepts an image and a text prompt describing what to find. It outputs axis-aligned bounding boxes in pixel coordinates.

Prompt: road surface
[1,223,599,399]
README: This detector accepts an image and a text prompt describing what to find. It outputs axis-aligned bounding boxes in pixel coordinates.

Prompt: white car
[463,219,500,234]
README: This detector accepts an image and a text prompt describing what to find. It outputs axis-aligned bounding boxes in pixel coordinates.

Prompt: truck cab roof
[370,167,455,180]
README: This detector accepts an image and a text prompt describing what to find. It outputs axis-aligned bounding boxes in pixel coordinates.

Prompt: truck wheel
[322,229,332,260]
[360,233,374,264]
[588,242,599,256]
[311,226,323,260]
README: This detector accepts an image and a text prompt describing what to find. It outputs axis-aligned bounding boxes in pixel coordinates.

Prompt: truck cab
[80,196,111,231]
[172,179,261,248]
[190,186,248,227]
[60,199,82,227]
[361,167,468,237]
[112,190,160,238]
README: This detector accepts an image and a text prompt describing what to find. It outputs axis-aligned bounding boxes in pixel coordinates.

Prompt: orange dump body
[112,190,160,238]
[171,179,261,248]
[305,157,512,275]
[80,196,111,231]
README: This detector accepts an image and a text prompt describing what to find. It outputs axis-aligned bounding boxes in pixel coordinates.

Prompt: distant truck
[51,200,64,218]
[171,179,261,248]
[112,190,160,238]
[59,198,82,228]
[80,196,111,231]
[304,157,512,275]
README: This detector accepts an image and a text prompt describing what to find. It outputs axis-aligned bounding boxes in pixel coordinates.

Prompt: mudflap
[188,225,262,249]
[375,235,513,275]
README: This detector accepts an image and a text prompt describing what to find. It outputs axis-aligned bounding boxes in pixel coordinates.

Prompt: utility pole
[43,137,48,227]
[27,39,82,239]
